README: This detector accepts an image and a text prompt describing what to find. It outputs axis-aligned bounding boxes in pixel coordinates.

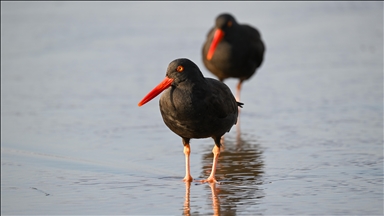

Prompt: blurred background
[1,2,383,215]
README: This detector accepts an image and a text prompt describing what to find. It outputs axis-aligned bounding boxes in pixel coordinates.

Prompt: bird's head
[138,58,204,107]
[165,58,204,84]
[215,13,237,31]
[206,13,238,60]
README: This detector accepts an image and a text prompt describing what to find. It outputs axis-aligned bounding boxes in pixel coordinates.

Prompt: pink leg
[183,144,193,182]
[236,80,243,102]
[202,145,220,183]
[236,80,243,126]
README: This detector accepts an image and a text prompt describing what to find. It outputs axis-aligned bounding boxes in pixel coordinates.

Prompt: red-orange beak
[138,76,174,106]
[206,29,225,60]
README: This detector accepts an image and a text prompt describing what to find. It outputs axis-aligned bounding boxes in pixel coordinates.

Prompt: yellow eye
[227,21,232,27]
[176,65,184,72]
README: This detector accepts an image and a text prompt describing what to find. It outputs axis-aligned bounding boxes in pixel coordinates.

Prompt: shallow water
[1,2,383,215]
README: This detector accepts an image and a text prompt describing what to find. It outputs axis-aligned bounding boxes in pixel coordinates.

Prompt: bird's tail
[237,102,244,108]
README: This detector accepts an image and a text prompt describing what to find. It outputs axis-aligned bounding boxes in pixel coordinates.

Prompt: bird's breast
[159,86,206,120]
[158,86,214,138]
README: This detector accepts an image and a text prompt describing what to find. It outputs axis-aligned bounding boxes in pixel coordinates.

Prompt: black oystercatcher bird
[202,13,265,101]
[138,58,243,183]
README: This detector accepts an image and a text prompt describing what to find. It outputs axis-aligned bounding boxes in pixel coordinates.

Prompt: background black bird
[202,13,265,101]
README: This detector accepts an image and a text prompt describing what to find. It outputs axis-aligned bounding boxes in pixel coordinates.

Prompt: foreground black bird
[138,58,243,183]
[202,13,265,101]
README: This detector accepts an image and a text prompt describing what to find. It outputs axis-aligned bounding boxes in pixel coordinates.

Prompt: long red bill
[206,29,225,60]
[138,76,174,106]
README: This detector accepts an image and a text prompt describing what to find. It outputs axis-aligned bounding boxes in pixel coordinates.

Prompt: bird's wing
[205,78,238,120]
[244,25,265,68]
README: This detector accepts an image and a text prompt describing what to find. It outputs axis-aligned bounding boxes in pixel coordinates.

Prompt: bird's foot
[200,177,219,184]
[183,175,193,182]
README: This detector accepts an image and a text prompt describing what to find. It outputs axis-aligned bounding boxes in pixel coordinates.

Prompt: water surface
[1,2,383,215]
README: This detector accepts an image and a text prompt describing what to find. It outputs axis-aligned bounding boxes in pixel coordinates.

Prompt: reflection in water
[208,182,220,216]
[201,131,264,182]
[183,182,191,215]
[183,182,220,216]
[182,131,265,215]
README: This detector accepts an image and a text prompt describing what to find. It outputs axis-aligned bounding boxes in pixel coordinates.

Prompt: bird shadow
[182,131,265,215]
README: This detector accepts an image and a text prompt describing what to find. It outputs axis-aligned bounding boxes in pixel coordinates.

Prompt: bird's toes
[200,177,219,184]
